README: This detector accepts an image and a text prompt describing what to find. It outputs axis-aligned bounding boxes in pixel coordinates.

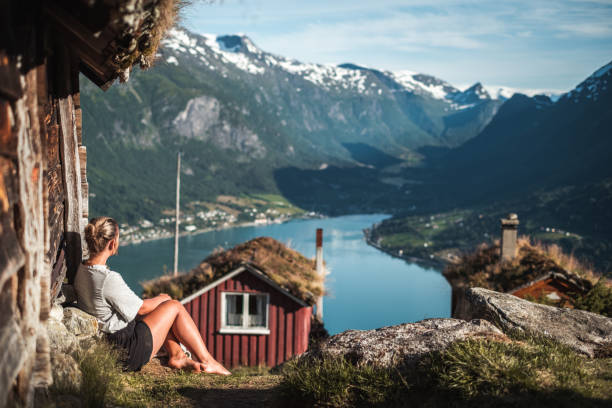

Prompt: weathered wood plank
[75,106,82,145]
[58,96,83,283]
[0,100,17,156]
[13,66,48,405]
[0,158,26,291]
[45,124,60,168]
[78,145,87,181]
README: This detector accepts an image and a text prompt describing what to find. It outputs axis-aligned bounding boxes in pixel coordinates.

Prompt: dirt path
[119,358,285,408]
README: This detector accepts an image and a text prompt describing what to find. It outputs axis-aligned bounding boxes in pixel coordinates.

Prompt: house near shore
[0,1,178,405]
[509,270,591,308]
[142,237,325,368]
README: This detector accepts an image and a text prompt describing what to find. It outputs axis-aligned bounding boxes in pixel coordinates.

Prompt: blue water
[108,214,451,335]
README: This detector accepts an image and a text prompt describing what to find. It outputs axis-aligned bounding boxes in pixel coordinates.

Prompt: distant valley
[81,27,612,273]
[82,27,519,222]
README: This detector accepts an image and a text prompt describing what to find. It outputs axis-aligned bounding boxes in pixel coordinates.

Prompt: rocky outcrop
[47,303,101,393]
[63,307,99,338]
[307,318,504,368]
[456,287,612,357]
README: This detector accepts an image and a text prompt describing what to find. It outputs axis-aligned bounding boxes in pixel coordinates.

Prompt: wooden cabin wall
[0,16,88,407]
[184,271,312,368]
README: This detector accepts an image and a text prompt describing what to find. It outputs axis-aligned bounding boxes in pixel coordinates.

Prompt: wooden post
[315,228,324,321]
[173,152,181,276]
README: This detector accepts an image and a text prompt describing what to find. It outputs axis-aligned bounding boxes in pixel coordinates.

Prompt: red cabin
[143,237,323,368]
[181,263,312,367]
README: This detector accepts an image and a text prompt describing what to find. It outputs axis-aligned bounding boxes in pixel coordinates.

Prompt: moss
[142,237,324,304]
[444,238,608,311]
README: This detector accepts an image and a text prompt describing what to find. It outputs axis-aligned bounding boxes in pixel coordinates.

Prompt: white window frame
[220,291,270,335]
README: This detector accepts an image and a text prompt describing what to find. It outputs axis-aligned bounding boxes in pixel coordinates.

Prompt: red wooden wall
[184,270,312,367]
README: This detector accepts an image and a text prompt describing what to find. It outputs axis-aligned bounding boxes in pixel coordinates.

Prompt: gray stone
[50,352,82,393]
[47,320,78,355]
[456,287,612,357]
[307,318,504,368]
[49,303,64,322]
[63,307,99,338]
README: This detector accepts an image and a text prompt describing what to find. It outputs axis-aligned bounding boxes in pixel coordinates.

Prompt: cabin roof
[142,237,325,305]
[44,0,181,89]
[508,270,591,295]
[180,264,309,307]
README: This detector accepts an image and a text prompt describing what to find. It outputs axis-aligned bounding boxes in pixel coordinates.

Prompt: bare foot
[168,355,202,372]
[201,359,231,376]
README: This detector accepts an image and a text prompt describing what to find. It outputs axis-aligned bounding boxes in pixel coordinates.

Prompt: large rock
[307,318,504,368]
[456,287,612,357]
[47,319,78,355]
[62,307,99,338]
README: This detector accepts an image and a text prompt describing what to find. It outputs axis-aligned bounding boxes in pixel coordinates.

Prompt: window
[220,292,270,334]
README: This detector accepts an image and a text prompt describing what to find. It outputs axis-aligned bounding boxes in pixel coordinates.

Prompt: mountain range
[81,26,608,227]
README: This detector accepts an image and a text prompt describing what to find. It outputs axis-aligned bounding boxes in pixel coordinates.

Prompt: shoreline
[362,227,447,270]
[119,214,326,247]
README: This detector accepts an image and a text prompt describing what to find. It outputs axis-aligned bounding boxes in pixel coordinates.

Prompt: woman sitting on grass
[74,216,231,375]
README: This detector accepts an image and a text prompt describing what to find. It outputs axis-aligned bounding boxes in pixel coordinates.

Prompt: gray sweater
[74,264,143,333]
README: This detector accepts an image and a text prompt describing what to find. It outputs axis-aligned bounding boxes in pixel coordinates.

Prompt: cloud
[183,0,612,89]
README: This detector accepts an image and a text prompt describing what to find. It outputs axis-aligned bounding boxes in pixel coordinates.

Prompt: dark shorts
[106,319,153,372]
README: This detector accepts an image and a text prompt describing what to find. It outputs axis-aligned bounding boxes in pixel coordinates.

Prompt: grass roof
[443,237,601,293]
[142,237,325,305]
[110,0,184,81]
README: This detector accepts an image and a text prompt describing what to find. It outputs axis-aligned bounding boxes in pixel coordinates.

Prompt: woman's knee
[161,299,182,310]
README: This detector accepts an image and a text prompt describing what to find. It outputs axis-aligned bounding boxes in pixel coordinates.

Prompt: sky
[182,0,612,92]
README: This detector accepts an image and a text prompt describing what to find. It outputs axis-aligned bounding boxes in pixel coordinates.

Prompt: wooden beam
[58,96,83,283]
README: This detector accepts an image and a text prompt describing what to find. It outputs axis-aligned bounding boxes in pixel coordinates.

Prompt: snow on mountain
[161,28,566,110]
[560,61,611,103]
[391,71,459,100]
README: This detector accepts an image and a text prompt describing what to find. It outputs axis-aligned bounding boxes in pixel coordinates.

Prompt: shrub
[77,341,123,408]
[574,279,612,317]
[280,356,404,407]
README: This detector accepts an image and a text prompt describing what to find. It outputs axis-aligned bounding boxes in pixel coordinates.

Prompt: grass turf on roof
[142,237,324,305]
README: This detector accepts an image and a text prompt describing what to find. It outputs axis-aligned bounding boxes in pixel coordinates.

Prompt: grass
[444,237,606,295]
[49,337,282,408]
[280,332,612,408]
[142,236,324,304]
[49,341,123,408]
[113,364,280,408]
[48,333,612,408]
[281,357,403,407]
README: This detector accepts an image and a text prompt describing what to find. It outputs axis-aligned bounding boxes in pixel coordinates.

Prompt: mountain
[427,60,612,205]
[81,27,503,222]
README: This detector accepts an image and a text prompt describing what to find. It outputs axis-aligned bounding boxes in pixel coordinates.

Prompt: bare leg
[164,331,201,372]
[142,300,230,375]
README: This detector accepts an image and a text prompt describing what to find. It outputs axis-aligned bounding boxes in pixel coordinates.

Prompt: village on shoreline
[117,194,323,246]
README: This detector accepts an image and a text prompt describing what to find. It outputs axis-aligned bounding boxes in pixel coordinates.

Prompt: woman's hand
[156,293,172,302]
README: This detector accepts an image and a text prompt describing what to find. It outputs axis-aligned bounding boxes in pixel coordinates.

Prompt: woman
[74,216,230,374]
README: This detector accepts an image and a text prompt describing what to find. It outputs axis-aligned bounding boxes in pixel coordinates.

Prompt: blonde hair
[85,216,118,255]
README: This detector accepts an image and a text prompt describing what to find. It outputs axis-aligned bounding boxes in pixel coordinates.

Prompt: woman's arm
[138,294,172,316]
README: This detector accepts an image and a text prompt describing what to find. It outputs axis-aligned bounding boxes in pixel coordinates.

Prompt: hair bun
[84,216,118,255]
